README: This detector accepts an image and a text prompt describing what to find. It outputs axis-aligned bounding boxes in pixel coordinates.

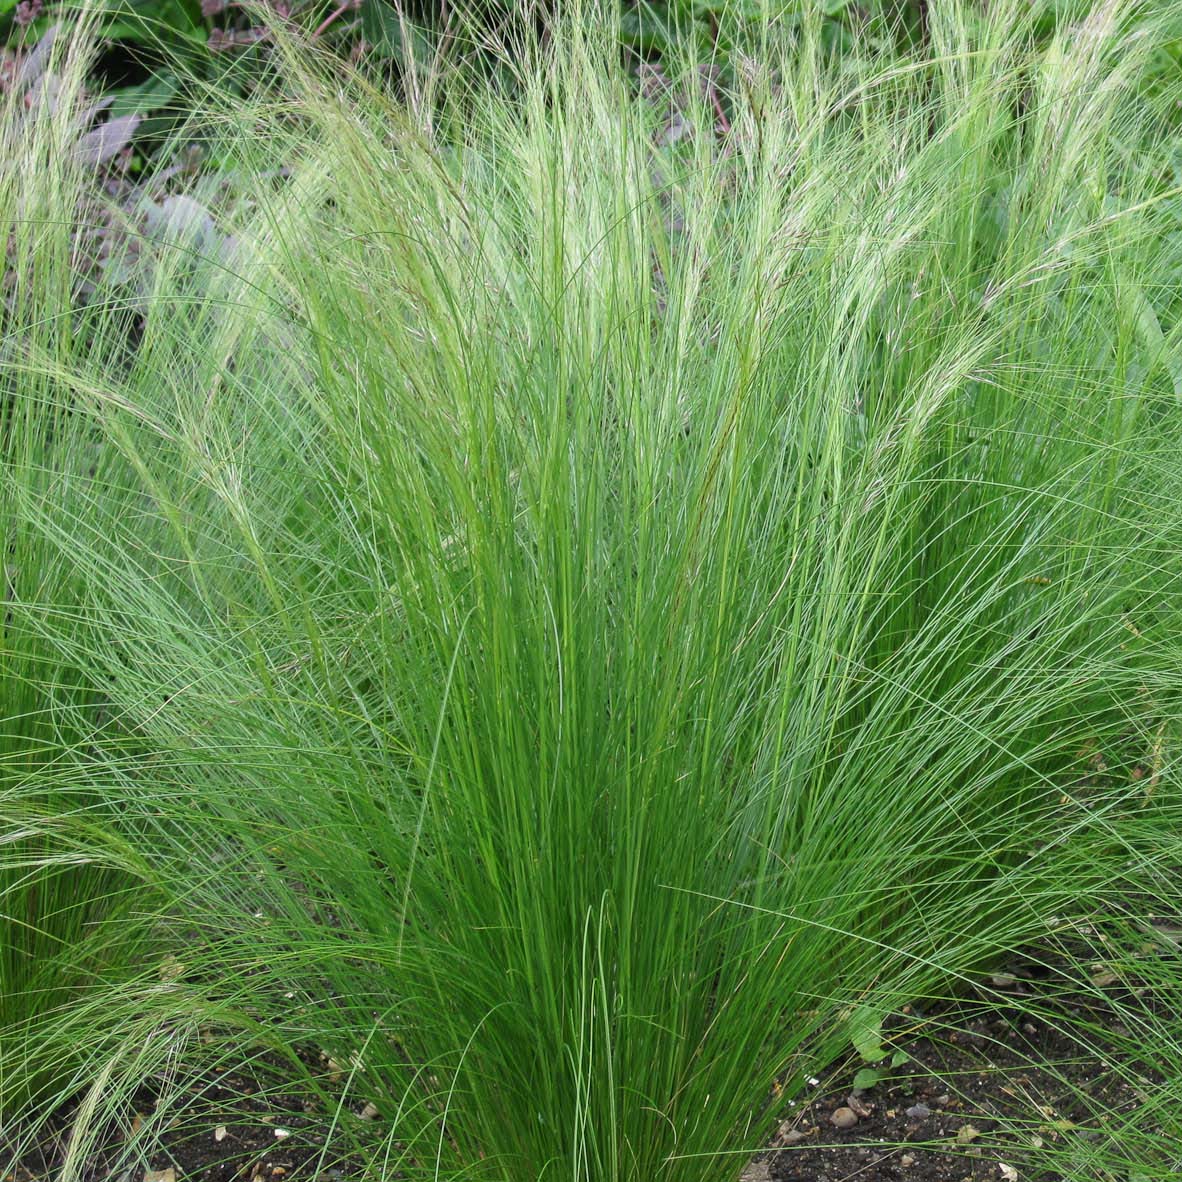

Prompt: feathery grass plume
[6,0,1182,1178]
[0,16,157,1127]
[0,18,264,1148]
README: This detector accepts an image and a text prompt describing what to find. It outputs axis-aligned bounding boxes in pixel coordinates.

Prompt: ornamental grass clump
[4,1,1182,1178]
[0,24,174,1127]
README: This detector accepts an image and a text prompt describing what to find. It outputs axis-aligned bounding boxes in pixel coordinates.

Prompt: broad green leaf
[849,1006,888,1063]
[110,70,179,117]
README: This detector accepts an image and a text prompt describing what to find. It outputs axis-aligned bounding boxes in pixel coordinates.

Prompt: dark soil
[753,952,1169,1182]
[5,951,1172,1182]
[3,1048,375,1182]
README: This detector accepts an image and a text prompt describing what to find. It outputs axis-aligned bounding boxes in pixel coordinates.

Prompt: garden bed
[8,939,1175,1182]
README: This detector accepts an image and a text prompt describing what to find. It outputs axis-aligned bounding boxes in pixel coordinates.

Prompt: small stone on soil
[830,1106,859,1130]
[846,1092,873,1117]
[775,1120,806,1145]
